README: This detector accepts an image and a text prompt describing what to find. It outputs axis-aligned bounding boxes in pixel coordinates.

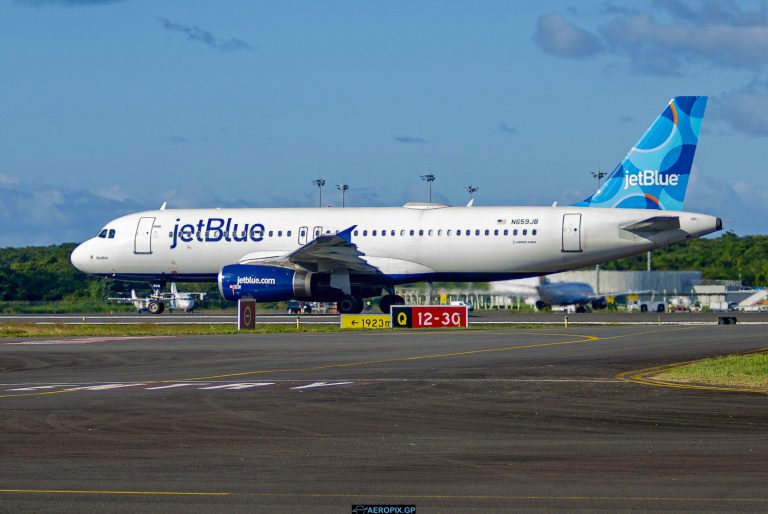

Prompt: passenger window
[363,230,368,236]
[532,229,537,236]
[287,230,292,237]
[382,230,386,237]
[484,229,489,236]
[410,230,415,236]
[354,230,359,236]
[400,230,405,236]
[278,230,283,237]
[98,229,108,238]
[494,229,499,236]
[514,229,518,236]
[428,229,433,236]
[503,229,509,235]
[447,230,452,236]
[269,230,274,237]
[457,230,461,237]
[419,229,424,236]
[168,232,173,237]
[108,229,115,239]
[475,229,480,236]
[523,229,527,235]
[438,229,443,236]
[372,230,377,236]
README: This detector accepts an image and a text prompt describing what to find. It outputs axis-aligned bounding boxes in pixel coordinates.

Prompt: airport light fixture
[312,178,326,207]
[591,170,607,189]
[420,174,436,202]
[337,183,349,207]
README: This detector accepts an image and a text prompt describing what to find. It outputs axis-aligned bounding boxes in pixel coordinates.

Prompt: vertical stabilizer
[573,96,707,210]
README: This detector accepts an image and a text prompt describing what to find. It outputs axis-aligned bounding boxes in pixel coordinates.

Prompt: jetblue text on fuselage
[170,218,266,249]
[623,170,680,189]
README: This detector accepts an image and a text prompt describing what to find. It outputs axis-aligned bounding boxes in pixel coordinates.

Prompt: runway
[1,325,767,512]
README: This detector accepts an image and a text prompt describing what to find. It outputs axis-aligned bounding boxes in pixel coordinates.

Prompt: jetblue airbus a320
[71,96,721,314]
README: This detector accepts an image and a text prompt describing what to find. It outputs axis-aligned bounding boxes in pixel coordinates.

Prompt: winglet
[337,225,357,244]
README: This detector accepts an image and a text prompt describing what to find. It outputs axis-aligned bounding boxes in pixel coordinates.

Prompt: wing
[238,225,378,274]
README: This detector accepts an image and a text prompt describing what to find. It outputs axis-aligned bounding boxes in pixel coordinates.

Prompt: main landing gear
[379,294,405,313]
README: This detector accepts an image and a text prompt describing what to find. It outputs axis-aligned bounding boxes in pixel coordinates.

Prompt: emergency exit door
[134,217,155,254]
[561,213,582,252]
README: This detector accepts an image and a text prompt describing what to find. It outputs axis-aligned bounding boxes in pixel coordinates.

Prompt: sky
[1,0,767,246]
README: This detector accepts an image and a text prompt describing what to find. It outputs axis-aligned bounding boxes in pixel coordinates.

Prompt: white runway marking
[144,383,208,390]
[71,383,145,391]
[5,385,68,391]
[198,383,275,390]
[290,381,354,390]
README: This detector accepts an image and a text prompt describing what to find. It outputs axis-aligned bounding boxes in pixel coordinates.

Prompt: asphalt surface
[1,325,767,513]
[3,310,768,325]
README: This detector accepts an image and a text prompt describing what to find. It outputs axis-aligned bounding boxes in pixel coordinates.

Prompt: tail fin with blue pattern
[573,96,707,211]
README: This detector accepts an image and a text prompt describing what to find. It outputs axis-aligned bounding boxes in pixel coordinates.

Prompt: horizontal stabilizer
[622,216,680,233]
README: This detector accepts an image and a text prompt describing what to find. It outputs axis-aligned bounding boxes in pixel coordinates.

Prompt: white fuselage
[70,204,721,287]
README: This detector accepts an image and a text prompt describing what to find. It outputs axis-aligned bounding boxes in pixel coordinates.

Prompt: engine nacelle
[218,264,313,302]
[591,297,608,310]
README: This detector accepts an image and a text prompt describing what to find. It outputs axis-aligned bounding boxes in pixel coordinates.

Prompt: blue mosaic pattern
[573,96,707,211]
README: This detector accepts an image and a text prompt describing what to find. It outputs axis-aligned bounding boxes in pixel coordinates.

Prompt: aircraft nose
[70,242,91,273]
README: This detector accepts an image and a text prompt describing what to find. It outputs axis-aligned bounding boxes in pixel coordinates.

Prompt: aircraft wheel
[640,304,648,313]
[535,300,548,311]
[575,305,586,313]
[338,295,362,314]
[148,301,164,315]
[379,294,405,313]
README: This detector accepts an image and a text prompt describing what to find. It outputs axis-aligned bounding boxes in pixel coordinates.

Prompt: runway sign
[391,305,468,329]
[340,314,391,330]
[238,299,257,330]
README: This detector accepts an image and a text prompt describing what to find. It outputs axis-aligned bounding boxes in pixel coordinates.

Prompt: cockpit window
[98,229,108,238]
[108,229,115,239]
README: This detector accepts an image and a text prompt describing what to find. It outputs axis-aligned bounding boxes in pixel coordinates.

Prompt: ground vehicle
[449,300,474,312]
[287,300,312,314]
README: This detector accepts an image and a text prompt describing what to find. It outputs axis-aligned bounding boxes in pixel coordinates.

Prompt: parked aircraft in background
[72,96,721,314]
[108,283,206,314]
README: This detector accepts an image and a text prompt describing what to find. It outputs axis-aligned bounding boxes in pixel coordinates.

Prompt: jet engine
[591,297,608,310]
[218,264,314,302]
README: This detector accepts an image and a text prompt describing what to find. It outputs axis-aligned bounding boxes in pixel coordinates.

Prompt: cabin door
[561,213,582,252]
[134,217,155,254]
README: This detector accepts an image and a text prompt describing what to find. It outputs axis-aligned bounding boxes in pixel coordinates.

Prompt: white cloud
[533,13,604,59]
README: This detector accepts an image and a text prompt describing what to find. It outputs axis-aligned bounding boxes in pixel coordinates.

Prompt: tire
[148,301,164,315]
[379,294,405,313]
[640,304,648,313]
[338,295,361,314]
[575,305,586,313]
[535,300,548,311]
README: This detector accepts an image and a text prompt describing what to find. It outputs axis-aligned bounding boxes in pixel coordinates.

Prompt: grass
[654,351,768,389]
[0,323,341,338]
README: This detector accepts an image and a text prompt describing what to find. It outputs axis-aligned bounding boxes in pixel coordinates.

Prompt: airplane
[71,96,722,314]
[533,278,654,313]
[108,283,206,314]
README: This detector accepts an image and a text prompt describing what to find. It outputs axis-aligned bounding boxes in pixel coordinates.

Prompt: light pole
[465,185,478,201]
[591,170,607,189]
[420,174,436,202]
[312,178,325,207]
[337,183,349,207]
